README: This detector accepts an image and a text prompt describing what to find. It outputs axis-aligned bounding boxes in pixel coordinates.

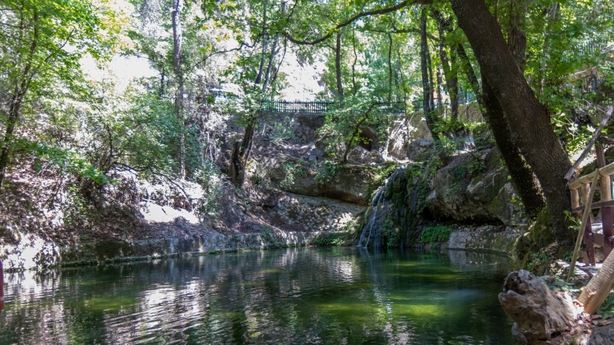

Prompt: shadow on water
[0,248,515,344]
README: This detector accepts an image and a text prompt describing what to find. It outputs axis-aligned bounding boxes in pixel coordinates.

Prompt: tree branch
[565,101,614,181]
[282,0,429,45]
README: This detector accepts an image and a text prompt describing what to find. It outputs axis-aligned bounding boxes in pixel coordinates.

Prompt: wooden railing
[568,162,614,268]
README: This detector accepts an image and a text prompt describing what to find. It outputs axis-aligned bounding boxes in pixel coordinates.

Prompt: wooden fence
[569,162,614,266]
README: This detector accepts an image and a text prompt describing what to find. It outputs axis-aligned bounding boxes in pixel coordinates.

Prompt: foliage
[381,218,397,248]
[371,161,399,186]
[261,226,283,248]
[315,160,339,185]
[194,162,225,221]
[280,161,305,189]
[312,233,345,246]
[317,92,396,161]
[525,251,551,276]
[0,0,121,188]
[420,225,452,244]
[20,140,110,186]
[598,293,614,319]
[271,117,296,145]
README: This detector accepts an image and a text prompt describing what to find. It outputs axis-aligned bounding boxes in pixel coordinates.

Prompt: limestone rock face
[265,192,366,233]
[406,138,433,161]
[346,147,384,165]
[270,161,376,206]
[488,182,526,227]
[383,117,432,161]
[425,148,525,226]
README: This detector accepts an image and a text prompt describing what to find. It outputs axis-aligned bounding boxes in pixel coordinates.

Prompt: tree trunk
[254,0,268,86]
[172,0,185,179]
[579,248,614,315]
[433,11,459,119]
[0,100,22,190]
[335,30,344,100]
[482,77,545,218]
[387,33,393,104]
[420,8,437,138]
[507,0,527,70]
[231,0,282,187]
[450,0,573,244]
[351,27,358,96]
[454,42,484,111]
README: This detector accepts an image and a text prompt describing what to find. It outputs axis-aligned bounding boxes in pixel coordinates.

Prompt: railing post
[582,182,596,265]
[597,142,614,258]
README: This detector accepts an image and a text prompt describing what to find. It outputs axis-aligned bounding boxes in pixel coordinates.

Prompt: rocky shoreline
[2,223,517,272]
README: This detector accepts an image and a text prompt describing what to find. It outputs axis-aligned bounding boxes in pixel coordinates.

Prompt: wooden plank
[569,162,614,191]
[571,189,580,210]
[570,171,598,190]
[572,199,614,213]
[568,170,600,281]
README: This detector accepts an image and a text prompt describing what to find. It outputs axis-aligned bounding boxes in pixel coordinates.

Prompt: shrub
[420,225,452,244]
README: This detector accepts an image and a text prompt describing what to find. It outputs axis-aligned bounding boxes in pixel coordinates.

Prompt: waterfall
[356,209,374,247]
[356,168,406,248]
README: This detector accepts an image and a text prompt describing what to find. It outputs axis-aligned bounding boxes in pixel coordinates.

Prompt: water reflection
[0,248,515,344]
[0,261,3,316]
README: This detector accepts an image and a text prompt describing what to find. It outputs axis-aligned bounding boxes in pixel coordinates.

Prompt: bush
[315,160,338,185]
[420,225,452,244]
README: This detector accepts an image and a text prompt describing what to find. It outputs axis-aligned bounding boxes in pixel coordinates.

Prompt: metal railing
[256,95,479,115]
[261,101,408,115]
[261,101,334,113]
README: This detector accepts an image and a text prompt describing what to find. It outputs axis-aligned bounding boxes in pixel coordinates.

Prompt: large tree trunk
[482,77,545,218]
[450,0,573,244]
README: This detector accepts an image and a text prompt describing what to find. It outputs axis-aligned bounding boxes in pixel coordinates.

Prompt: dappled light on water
[0,248,514,344]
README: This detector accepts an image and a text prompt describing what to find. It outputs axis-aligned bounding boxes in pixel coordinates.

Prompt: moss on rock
[514,207,555,268]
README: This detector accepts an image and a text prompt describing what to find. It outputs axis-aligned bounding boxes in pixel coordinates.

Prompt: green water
[0,248,516,344]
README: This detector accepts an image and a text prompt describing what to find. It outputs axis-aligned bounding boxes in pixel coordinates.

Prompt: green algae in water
[0,248,515,345]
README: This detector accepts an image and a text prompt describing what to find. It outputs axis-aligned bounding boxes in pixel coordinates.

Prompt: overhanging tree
[449,0,574,244]
[0,0,116,190]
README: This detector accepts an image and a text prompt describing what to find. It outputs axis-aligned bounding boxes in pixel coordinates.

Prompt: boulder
[407,138,433,161]
[499,270,579,344]
[426,152,498,223]
[346,147,384,165]
[269,160,376,205]
[425,149,519,225]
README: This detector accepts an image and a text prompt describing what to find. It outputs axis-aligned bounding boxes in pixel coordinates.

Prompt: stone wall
[2,228,346,272]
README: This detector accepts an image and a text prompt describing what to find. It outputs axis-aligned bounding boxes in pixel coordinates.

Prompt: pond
[0,247,515,344]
